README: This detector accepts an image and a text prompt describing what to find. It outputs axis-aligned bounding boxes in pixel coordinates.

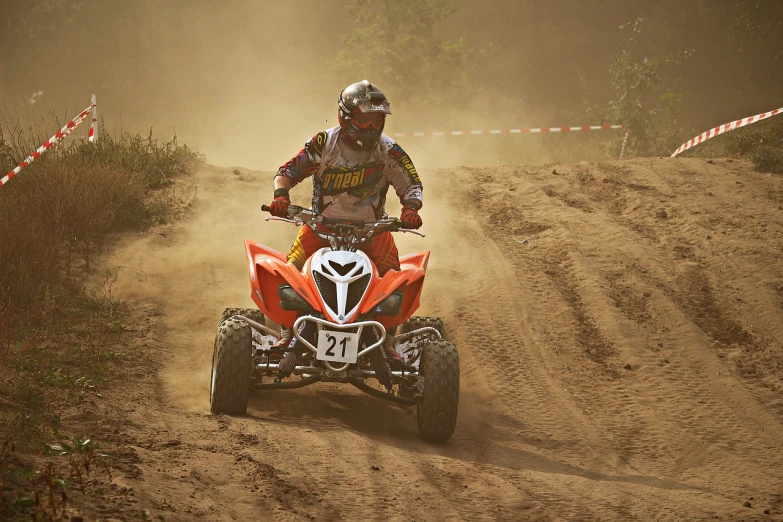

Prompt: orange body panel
[245,240,322,326]
[246,238,429,330]
[400,251,430,272]
[362,251,430,329]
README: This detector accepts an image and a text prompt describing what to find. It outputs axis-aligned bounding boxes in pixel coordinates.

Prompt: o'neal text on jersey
[321,162,384,195]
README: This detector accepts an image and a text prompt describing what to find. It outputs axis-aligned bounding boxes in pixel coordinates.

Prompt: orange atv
[209,205,459,442]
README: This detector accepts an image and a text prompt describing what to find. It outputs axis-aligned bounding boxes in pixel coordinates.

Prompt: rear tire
[400,316,446,340]
[416,340,459,443]
[210,318,253,415]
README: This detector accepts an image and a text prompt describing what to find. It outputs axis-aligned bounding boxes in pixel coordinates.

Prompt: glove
[269,189,290,218]
[400,206,422,229]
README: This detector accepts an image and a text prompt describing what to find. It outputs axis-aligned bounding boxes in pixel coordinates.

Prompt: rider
[268,80,424,351]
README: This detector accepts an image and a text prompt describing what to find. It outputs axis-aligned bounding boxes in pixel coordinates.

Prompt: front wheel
[210,318,253,415]
[221,307,264,325]
[416,340,459,443]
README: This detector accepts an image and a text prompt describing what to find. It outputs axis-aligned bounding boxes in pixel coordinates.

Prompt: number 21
[325,335,349,357]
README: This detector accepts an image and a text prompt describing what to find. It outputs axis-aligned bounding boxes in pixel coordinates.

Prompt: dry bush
[0,111,199,332]
[723,117,783,173]
[0,159,148,327]
[681,116,783,172]
[62,128,202,188]
[0,106,64,171]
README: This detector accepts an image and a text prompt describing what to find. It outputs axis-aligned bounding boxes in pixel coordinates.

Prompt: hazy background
[2,0,781,169]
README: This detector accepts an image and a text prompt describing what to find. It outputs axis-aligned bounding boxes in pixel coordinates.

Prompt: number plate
[316,330,360,364]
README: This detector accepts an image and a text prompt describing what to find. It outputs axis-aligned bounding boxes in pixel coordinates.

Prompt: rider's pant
[287,225,401,276]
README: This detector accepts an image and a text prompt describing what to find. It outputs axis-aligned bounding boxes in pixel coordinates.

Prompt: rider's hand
[269,189,291,218]
[400,206,423,229]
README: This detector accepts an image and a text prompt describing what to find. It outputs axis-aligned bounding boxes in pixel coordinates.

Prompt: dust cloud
[5,3,783,517]
[2,1,345,170]
[2,1,782,170]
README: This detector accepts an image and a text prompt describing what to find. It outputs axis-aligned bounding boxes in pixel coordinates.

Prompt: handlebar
[260,204,425,240]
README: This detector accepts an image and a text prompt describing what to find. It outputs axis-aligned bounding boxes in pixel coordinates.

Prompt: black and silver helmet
[338,80,391,150]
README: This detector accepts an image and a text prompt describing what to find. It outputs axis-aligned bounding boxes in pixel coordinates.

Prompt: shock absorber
[363,327,392,390]
[277,320,316,379]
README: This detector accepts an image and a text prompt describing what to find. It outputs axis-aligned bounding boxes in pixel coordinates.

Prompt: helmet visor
[352,111,386,130]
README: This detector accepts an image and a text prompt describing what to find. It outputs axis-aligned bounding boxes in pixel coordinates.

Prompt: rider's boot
[270,325,292,361]
[275,325,292,347]
[384,345,403,362]
[383,324,403,362]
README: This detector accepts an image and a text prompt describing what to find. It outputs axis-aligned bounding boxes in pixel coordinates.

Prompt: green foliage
[333,0,478,116]
[0,272,125,518]
[731,0,783,56]
[607,18,693,157]
[1,436,112,521]
[723,117,783,173]
[725,1,783,93]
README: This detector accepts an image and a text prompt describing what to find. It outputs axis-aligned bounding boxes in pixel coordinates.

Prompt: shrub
[62,129,201,188]
[722,117,783,173]
[0,159,145,319]
[0,107,64,173]
[0,113,201,331]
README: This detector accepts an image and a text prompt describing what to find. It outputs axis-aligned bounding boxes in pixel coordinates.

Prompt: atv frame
[231,313,442,406]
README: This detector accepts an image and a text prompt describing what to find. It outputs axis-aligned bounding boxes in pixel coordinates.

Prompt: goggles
[351,111,386,130]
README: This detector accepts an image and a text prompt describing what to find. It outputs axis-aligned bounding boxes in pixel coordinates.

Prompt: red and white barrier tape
[1,100,95,188]
[671,106,783,157]
[392,125,622,138]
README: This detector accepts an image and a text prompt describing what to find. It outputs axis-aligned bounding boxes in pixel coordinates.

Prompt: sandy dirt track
[95,157,783,521]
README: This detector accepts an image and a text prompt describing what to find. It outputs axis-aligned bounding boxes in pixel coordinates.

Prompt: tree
[333,0,477,123]
[731,0,783,57]
[607,18,692,157]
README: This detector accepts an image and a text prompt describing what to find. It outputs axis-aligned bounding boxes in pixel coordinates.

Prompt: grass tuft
[62,128,203,188]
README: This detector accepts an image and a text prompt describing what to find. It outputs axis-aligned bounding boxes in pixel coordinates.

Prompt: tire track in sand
[456,161,783,516]
[96,160,783,520]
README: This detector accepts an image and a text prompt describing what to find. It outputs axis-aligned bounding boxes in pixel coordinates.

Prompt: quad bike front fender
[245,240,322,326]
[400,251,430,272]
[361,250,429,330]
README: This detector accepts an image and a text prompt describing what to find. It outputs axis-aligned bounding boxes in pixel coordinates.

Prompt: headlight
[374,291,403,316]
[279,284,313,312]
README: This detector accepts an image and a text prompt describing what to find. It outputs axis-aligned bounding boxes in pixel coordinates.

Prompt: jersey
[275,127,423,222]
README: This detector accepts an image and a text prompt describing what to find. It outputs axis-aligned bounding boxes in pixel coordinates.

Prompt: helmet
[338,80,391,150]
